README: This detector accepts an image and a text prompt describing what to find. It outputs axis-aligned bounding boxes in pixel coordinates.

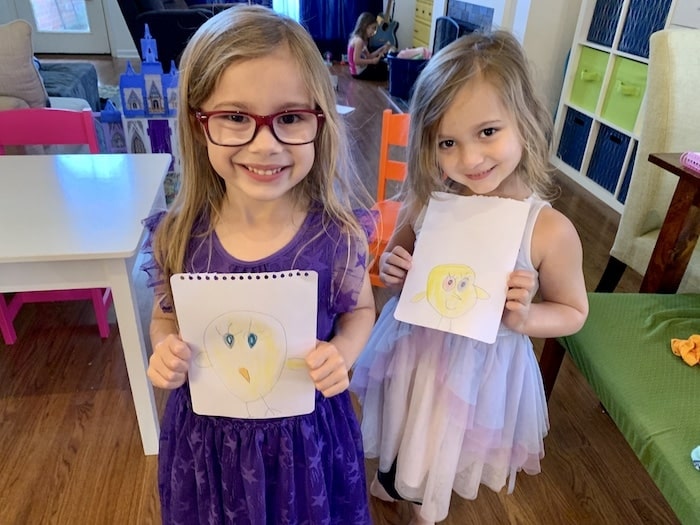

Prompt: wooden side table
[640,152,700,293]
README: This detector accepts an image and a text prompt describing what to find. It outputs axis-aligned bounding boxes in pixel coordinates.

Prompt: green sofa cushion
[560,293,700,524]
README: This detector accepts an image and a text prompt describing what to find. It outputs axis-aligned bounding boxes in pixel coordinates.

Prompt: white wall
[393,1,417,51]
[523,0,581,114]
[0,3,14,23]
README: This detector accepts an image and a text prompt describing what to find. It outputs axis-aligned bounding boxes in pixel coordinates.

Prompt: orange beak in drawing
[202,311,287,403]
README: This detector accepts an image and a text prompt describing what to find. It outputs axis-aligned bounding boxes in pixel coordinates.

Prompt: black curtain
[299,0,383,60]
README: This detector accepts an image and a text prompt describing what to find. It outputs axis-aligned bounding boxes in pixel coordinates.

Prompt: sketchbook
[170,271,318,419]
[394,194,530,344]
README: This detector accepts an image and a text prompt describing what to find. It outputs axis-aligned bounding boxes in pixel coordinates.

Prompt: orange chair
[0,107,112,344]
[369,109,410,287]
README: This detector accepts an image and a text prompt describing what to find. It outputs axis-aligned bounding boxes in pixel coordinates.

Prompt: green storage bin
[601,56,648,132]
[570,46,609,113]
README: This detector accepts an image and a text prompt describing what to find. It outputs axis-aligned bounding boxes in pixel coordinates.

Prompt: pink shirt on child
[348,41,368,76]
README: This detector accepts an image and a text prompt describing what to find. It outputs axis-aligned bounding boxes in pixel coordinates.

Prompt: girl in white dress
[351,31,589,524]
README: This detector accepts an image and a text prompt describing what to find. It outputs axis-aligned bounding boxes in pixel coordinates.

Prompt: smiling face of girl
[436,75,528,199]
[198,44,317,209]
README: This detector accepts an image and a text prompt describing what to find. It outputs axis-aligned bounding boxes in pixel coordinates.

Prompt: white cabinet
[551,0,693,212]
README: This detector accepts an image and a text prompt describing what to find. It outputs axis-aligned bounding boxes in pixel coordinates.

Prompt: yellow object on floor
[670,334,700,366]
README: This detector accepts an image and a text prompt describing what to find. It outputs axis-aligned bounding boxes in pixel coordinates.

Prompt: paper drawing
[411,263,490,332]
[195,310,309,417]
[171,271,317,418]
[394,194,529,343]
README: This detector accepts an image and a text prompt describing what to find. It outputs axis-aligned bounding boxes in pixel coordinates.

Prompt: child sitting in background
[348,12,391,81]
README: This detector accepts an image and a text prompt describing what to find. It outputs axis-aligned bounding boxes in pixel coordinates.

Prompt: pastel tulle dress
[142,208,372,525]
[351,197,550,522]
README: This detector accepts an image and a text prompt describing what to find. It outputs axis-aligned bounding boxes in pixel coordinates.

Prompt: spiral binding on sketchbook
[172,271,313,281]
[680,151,700,174]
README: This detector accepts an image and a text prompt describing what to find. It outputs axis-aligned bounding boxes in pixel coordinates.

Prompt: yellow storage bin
[570,46,609,113]
[601,56,648,132]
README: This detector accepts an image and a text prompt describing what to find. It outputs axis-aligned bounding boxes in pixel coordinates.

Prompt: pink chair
[0,107,112,344]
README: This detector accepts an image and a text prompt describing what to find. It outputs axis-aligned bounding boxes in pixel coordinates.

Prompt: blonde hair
[153,5,370,304]
[404,30,554,213]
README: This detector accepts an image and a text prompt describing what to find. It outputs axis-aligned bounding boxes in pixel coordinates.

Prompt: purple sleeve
[140,210,173,313]
[331,209,376,314]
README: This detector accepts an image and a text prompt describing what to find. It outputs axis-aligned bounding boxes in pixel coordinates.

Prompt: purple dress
[142,207,372,525]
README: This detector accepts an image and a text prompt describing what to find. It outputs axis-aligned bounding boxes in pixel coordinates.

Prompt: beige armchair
[597,28,700,293]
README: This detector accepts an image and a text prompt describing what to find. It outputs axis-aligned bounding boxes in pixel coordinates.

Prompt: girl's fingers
[508,270,535,290]
[305,343,349,397]
[148,354,187,388]
[148,336,192,389]
[506,286,529,304]
[315,371,349,397]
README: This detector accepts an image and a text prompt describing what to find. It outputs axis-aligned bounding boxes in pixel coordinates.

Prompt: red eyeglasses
[193,109,325,146]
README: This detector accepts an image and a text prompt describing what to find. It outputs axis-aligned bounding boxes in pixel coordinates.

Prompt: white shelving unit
[551,0,691,213]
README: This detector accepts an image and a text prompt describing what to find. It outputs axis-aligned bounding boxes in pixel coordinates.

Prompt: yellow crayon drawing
[195,310,305,417]
[412,264,489,329]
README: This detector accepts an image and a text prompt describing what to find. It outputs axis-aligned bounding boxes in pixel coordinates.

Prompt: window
[273,0,299,21]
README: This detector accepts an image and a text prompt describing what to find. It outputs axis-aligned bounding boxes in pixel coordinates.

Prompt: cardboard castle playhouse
[117,25,180,175]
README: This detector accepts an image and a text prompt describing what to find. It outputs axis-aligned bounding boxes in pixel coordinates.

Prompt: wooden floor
[0,56,680,524]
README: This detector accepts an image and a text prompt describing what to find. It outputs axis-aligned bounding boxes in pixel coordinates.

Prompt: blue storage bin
[617,142,637,203]
[618,0,671,58]
[587,124,630,193]
[557,108,592,170]
[388,56,429,101]
[587,0,624,47]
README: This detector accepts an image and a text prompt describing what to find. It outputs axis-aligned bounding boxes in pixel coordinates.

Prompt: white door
[13,0,111,54]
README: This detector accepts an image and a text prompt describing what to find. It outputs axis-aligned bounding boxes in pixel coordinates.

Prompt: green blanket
[561,293,700,524]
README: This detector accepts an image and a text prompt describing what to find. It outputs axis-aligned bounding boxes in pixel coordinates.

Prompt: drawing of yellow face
[415,264,489,318]
[200,311,286,403]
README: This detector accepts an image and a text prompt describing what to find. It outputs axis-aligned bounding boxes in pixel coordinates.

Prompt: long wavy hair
[153,5,371,305]
[350,12,377,44]
[402,30,555,215]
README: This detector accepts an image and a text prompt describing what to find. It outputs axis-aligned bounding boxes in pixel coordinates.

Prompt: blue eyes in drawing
[248,333,258,348]
[222,331,259,349]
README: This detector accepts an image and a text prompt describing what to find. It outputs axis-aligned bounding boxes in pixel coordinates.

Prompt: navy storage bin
[617,141,637,203]
[557,108,592,170]
[587,0,624,47]
[587,124,630,193]
[618,0,671,58]
[388,56,428,101]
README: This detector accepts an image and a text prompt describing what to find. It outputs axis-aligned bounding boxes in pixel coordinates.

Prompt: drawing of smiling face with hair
[413,264,489,319]
[199,311,287,403]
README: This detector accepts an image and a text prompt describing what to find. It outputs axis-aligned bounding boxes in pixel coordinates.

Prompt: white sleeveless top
[413,194,550,296]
